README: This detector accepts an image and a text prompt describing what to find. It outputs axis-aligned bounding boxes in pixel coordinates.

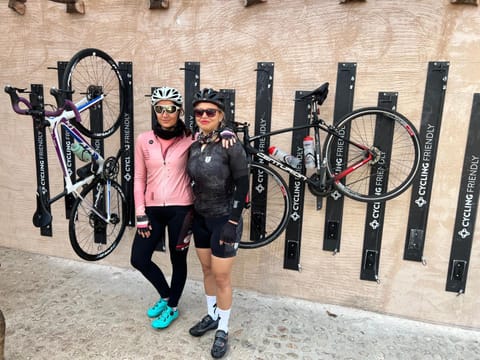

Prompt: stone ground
[0,246,479,360]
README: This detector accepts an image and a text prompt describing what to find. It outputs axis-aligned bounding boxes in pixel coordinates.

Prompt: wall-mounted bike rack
[360,92,398,282]
[445,93,480,294]
[403,61,449,263]
[30,84,53,237]
[250,62,275,243]
[119,61,135,227]
[323,62,357,253]
[182,62,201,133]
[283,92,309,271]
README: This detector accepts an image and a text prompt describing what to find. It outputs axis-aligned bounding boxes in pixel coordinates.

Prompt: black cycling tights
[130,205,192,308]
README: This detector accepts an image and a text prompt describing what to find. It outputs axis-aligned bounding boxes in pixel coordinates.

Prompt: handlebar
[4,85,82,126]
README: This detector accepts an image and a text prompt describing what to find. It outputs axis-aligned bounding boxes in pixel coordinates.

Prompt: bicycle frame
[47,96,105,203]
[236,115,373,188]
[5,86,117,222]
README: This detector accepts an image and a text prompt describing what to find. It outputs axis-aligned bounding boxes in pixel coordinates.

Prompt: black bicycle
[236,82,421,249]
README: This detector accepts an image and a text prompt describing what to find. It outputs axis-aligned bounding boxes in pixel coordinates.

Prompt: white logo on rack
[369,219,380,230]
[458,228,470,239]
[255,183,265,193]
[290,212,300,221]
[415,197,427,208]
[330,190,342,200]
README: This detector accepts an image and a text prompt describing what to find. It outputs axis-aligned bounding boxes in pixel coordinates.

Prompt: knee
[130,252,146,271]
[215,273,231,289]
[201,264,213,278]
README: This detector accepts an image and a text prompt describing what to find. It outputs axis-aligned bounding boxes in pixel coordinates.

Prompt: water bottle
[268,146,301,168]
[303,136,315,169]
[71,141,92,162]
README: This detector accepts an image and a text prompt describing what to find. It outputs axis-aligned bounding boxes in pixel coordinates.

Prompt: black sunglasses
[193,108,221,118]
[154,105,180,114]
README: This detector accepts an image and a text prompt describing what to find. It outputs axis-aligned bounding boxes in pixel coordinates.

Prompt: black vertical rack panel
[90,95,106,245]
[250,62,274,242]
[323,63,356,252]
[283,92,309,271]
[119,61,135,226]
[182,62,201,133]
[360,92,398,281]
[30,84,52,236]
[220,89,236,126]
[150,86,157,130]
[56,61,76,219]
[445,93,480,294]
[403,61,449,262]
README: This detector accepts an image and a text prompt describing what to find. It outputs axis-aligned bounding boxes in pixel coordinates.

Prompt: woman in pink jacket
[130,86,194,329]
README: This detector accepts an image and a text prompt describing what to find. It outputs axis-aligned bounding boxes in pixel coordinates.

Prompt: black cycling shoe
[189,315,219,337]
[211,330,228,358]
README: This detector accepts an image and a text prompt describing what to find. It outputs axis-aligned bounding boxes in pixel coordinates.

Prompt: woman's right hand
[136,215,152,238]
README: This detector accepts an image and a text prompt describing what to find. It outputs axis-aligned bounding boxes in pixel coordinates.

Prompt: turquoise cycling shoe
[147,298,168,318]
[151,307,179,329]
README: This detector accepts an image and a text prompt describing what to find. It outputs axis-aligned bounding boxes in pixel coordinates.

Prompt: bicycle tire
[62,48,126,139]
[69,178,127,261]
[239,162,292,249]
[324,107,421,202]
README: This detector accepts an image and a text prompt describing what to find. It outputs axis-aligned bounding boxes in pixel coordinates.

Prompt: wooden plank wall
[0,0,479,328]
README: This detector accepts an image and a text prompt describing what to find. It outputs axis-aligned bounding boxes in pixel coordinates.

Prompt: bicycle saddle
[295,82,329,105]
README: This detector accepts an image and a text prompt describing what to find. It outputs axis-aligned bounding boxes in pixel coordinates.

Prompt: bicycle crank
[307,173,334,197]
[103,156,119,180]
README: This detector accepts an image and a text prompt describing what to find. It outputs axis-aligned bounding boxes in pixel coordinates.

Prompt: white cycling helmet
[151,86,183,106]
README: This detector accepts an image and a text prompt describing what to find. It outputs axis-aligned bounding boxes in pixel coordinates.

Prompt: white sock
[206,295,218,320]
[217,307,231,333]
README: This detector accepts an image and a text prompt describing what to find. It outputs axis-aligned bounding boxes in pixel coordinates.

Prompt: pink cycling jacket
[134,130,194,216]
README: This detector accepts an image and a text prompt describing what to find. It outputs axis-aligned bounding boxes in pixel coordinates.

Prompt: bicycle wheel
[62,48,126,139]
[239,162,292,249]
[324,107,421,202]
[69,178,127,261]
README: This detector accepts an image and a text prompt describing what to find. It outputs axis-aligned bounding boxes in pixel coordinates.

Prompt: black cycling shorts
[192,213,243,258]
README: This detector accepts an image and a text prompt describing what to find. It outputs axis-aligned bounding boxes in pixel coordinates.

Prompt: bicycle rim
[240,163,291,249]
[69,179,127,261]
[324,107,421,202]
[62,48,126,139]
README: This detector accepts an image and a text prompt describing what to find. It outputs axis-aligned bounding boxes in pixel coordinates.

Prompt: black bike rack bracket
[182,61,201,133]
[283,91,309,271]
[360,92,398,282]
[56,60,77,219]
[220,89,236,126]
[30,84,53,237]
[445,93,480,294]
[323,62,357,252]
[403,61,449,262]
[119,61,135,227]
[250,62,275,243]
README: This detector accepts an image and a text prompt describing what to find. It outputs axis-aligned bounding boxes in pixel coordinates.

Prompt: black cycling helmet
[192,88,225,111]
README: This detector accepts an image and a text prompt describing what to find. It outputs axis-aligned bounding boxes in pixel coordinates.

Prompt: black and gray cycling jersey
[187,140,248,219]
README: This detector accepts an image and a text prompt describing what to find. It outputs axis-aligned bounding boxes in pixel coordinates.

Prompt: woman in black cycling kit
[187,88,249,359]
